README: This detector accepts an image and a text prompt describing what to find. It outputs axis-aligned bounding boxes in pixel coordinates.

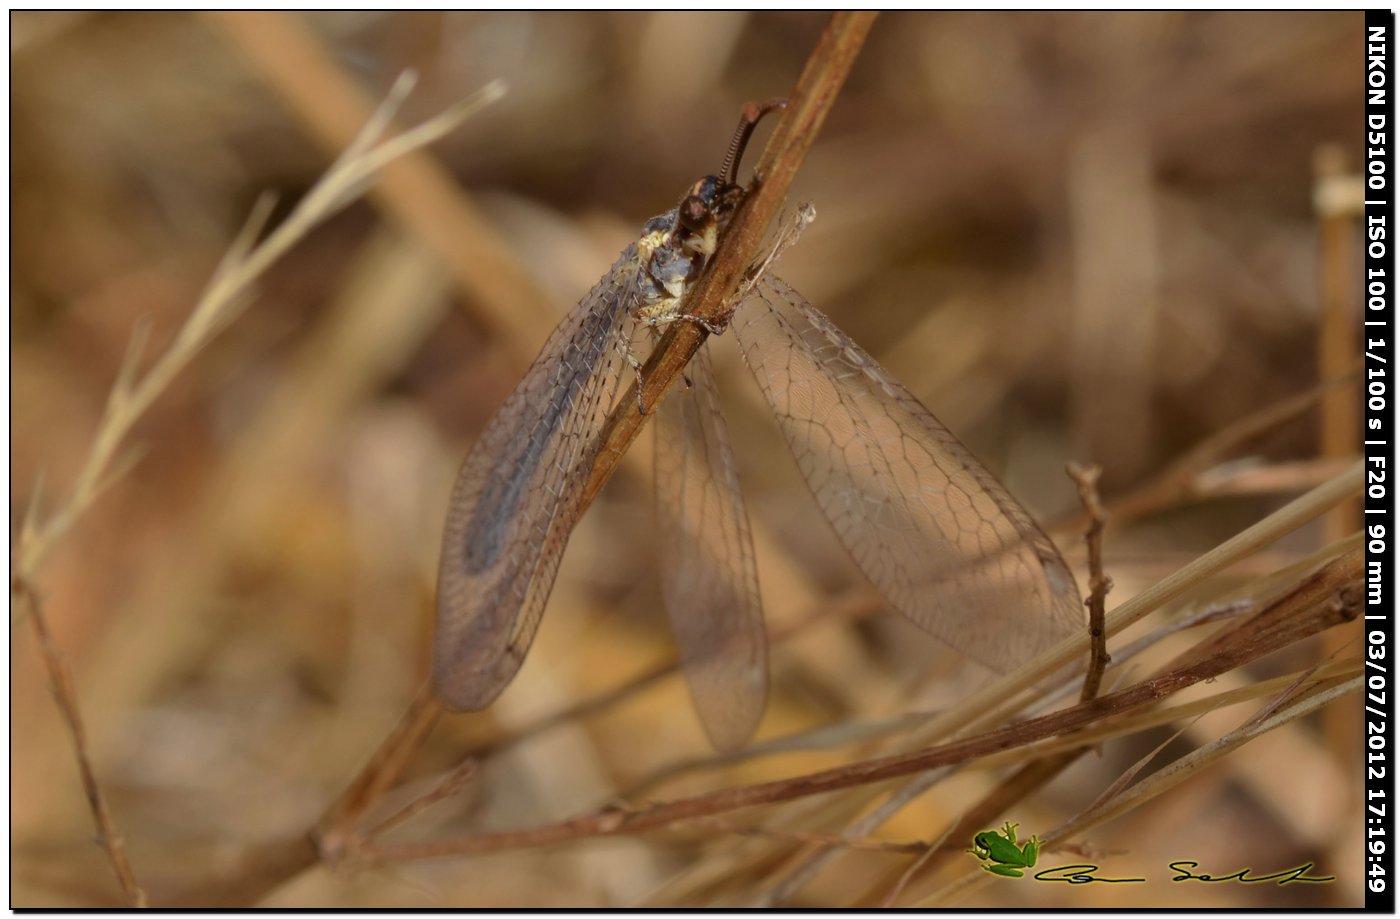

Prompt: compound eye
[690,175,722,203]
[678,195,709,231]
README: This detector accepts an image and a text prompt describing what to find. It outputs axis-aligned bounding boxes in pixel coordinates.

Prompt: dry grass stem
[13,75,502,908]
[317,682,445,861]
[204,10,554,356]
[676,815,929,855]
[580,12,878,511]
[1068,462,1112,702]
[920,671,1360,906]
[13,581,148,908]
[745,462,1360,904]
[15,75,503,582]
[1060,360,1362,532]
[879,822,960,908]
[972,659,1358,771]
[360,544,1359,864]
[366,758,480,841]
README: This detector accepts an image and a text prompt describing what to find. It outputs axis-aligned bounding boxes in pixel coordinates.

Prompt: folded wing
[435,249,638,709]
[655,347,767,750]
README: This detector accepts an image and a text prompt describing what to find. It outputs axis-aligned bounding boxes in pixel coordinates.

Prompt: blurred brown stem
[316,684,444,860]
[1314,145,1361,540]
[870,755,1077,907]
[205,10,555,358]
[1068,462,1112,702]
[1052,360,1362,533]
[365,757,479,840]
[15,579,147,908]
[678,815,929,854]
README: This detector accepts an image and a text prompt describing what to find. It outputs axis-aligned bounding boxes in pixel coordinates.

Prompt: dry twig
[14,579,148,907]
[1053,360,1362,533]
[12,74,503,909]
[15,74,503,583]
[753,460,1359,903]
[923,667,1359,907]
[360,544,1359,863]
[365,758,480,841]
[205,11,554,357]
[580,12,878,508]
[1068,462,1112,702]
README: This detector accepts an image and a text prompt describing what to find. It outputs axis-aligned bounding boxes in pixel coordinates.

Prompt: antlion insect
[434,102,1085,751]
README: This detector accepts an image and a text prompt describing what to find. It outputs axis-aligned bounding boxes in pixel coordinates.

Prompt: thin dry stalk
[204,11,555,357]
[14,580,148,908]
[1055,361,1361,532]
[365,759,480,841]
[756,764,960,905]
[1314,145,1361,542]
[858,658,1358,905]
[879,822,960,908]
[973,659,1359,770]
[317,683,447,857]
[1192,457,1357,498]
[676,816,928,855]
[15,74,504,583]
[1312,145,1364,770]
[625,709,927,803]
[738,462,1360,904]
[1068,462,1112,702]
[360,546,1359,863]
[921,670,1361,907]
[11,76,503,909]
[580,11,879,510]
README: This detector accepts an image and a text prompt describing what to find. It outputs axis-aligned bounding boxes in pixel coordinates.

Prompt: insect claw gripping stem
[679,312,733,336]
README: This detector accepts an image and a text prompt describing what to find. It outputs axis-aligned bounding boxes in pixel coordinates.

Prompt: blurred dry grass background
[10,11,1367,908]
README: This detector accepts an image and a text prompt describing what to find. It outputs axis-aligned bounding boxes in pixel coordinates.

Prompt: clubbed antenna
[721,98,789,186]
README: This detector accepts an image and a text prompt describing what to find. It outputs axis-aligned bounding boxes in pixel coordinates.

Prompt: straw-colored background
[12,11,1365,907]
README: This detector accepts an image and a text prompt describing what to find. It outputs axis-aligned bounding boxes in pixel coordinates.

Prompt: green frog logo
[967,821,1041,878]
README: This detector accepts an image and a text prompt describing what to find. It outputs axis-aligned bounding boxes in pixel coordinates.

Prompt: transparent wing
[655,347,767,750]
[434,248,639,709]
[730,276,1084,671]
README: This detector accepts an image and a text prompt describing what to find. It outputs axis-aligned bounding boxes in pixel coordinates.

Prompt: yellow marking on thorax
[637,229,669,258]
[637,293,687,325]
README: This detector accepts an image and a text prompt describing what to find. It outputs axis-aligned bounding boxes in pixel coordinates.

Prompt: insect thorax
[633,174,745,327]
